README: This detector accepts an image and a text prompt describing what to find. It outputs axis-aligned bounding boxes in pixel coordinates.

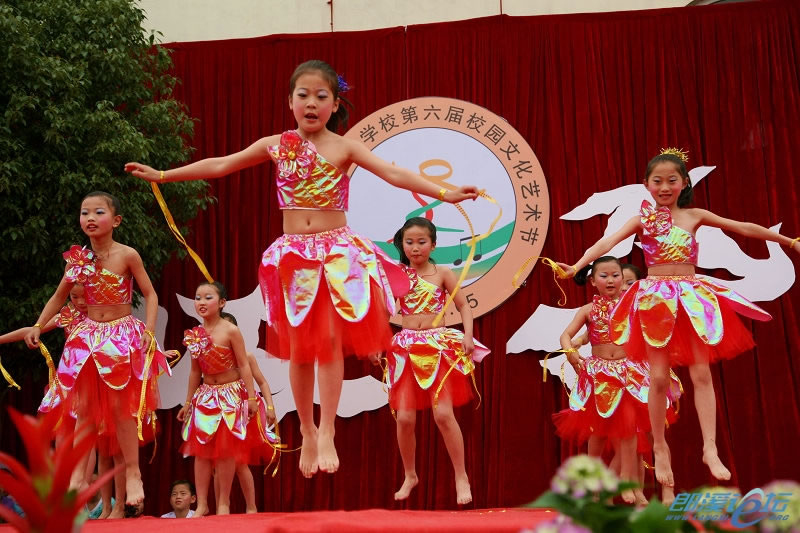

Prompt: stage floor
[2,508,554,532]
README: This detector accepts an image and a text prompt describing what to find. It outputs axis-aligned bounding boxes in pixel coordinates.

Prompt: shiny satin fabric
[259,225,399,327]
[611,275,772,348]
[588,295,618,345]
[639,201,699,267]
[56,314,171,394]
[63,245,133,305]
[268,130,350,211]
[568,356,681,417]
[398,265,446,316]
[182,379,248,445]
[387,327,490,391]
[183,326,237,375]
[38,304,87,415]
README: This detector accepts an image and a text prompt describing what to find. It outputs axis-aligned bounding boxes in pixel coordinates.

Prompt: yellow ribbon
[511,257,569,306]
[433,353,481,410]
[432,189,502,327]
[137,330,157,440]
[149,414,158,464]
[38,341,56,389]
[255,409,299,477]
[0,354,20,390]
[151,183,214,283]
[541,348,577,383]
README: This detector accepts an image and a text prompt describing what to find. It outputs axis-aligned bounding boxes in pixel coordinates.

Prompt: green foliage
[0,0,212,378]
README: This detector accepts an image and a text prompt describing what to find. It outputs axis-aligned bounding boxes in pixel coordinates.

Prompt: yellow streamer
[541,348,577,383]
[149,414,158,464]
[137,331,157,441]
[433,353,482,410]
[38,341,56,389]
[511,257,569,306]
[0,354,20,390]
[432,189,502,327]
[151,183,214,283]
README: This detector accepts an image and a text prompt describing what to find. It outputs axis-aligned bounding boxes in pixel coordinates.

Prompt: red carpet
[1,508,554,532]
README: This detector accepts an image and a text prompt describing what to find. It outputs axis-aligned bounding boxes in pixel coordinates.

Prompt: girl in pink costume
[556,149,799,488]
[384,217,490,505]
[25,191,171,517]
[178,281,259,516]
[126,60,478,477]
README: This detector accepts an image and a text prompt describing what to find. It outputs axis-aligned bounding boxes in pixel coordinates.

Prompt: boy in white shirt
[161,480,196,518]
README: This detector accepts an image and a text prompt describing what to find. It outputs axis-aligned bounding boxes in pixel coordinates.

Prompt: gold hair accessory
[438,188,447,202]
[659,147,689,163]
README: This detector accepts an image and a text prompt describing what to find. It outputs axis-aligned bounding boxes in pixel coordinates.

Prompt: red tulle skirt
[69,359,158,456]
[553,394,651,446]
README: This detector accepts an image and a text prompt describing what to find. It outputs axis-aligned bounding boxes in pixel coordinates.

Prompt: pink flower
[183,326,211,357]
[55,303,83,330]
[274,130,315,180]
[62,246,96,284]
[640,200,671,235]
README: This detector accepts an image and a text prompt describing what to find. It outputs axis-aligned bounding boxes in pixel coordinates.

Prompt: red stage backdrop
[3,0,799,516]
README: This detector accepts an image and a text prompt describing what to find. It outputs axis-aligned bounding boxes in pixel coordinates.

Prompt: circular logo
[345,97,549,325]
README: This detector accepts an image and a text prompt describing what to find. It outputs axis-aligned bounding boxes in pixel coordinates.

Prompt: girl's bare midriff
[88,303,132,322]
[203,367,242,385]
[592,343,627,361]
[283,209,347,234]
[647,263,696,276]
[401,313,441,331]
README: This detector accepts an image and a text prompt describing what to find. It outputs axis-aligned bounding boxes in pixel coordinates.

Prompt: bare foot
[662,484,676,507]
[455,475,472,505]
[394,473,419,501]
[245,506,257,514]
[633,489,648,507]
[621,488,636,505]
[192,504,209,518]
[652,443,674,487]
[317,431,339,474]
[299,426,319,478]
[216,504,230,515]
[702,448,731,481]
[108,501,125,519]
[99,506,112,519]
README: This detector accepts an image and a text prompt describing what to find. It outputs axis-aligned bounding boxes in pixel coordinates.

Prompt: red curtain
[3,0,799,516]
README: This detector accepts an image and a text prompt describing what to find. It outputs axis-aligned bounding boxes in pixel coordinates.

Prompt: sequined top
[62,246,133,305]
[55,302,86,335]
[639,201,699,267]
[268,130,350,211]
[587,295,618,345]
[398,266,446,315]
[183,326,237,375]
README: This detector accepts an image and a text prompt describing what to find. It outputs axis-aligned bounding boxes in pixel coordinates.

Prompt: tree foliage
[0,0,212,375]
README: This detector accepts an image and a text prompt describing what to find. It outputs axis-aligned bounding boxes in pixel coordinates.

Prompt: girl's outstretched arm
[125,135,280,183]
[557,215,641,277]
[696,209,800,252]
[0,315,59,345]
[348,140,479,203]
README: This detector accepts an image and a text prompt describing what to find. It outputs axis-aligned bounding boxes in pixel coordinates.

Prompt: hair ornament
[659,147,689,163]
[337,74,351,93]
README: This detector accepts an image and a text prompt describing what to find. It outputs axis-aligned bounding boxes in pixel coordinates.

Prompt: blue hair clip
[337,74,350,93]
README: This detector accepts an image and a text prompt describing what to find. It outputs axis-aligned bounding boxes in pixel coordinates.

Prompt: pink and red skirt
[259,225,407,363]
[610,275,772,366]
[387,327,490,411]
